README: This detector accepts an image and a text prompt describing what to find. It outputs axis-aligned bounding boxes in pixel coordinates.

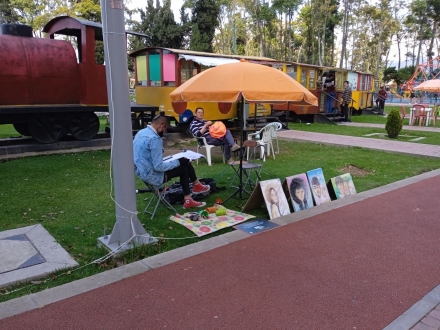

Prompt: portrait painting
[286,173,314,212]
[259,179,291,220]
[330,173,356,199]
[306,168,331,205]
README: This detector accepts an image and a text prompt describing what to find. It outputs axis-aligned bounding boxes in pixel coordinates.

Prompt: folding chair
[142,181,178,219]
[229,140,265,193]
[193,134,225,166]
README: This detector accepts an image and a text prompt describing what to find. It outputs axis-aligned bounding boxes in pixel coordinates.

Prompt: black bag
[165,178,217,204]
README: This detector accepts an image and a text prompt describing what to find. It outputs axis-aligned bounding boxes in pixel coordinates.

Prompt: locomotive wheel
[68,112,100,141]
[28,114,66,144]
[13,123,31,136]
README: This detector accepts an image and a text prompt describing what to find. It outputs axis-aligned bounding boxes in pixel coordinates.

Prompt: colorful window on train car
[136,55,147,86]
[163,54,176,87]
[149,52,161,86]
[360,74,371,91]
[309,69,316,89]
[365,75,373,91]
[286,64,297,80]
[300,68,307,86]
[347,71,358,90]
[335,72,344,89]
[181,60,197,84]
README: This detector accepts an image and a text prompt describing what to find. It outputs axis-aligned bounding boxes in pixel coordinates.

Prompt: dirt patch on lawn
[339,164,373,177]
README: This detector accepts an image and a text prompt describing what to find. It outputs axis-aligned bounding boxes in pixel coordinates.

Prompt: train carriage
[129,47,285,128]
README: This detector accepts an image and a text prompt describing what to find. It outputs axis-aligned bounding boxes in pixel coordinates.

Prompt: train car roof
[129,47,279,63]
[283,62,325,69]
[43,16,148,40]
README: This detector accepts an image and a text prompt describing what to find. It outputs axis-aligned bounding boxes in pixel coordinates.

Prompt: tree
[406,0,432,67]
[189,0,221,52]
[129,0,187,48]
[338,0,354,68]
[0,0,21,24]
[272,0,301,61]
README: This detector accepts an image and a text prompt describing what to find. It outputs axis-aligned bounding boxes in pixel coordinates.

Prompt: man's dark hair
[344,81,349,84]
[152,115,167,125]
[311,176,319,186]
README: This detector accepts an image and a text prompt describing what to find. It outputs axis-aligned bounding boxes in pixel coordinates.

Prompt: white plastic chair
[269,122,282,154]
[193,134,225,166]
[247,124,276,161]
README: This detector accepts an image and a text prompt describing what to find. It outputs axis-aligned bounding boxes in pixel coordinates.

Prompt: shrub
[385,109,403,138]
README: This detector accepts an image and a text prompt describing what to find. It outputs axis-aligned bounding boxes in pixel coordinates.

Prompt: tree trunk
[427,23,436,62]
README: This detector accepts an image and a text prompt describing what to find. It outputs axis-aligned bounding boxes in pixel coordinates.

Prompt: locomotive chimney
[1,23,33,37]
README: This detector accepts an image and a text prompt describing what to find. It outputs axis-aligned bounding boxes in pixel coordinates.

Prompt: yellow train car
[345,70,375,112]
[129,47,281,127]
[274,62,325,115]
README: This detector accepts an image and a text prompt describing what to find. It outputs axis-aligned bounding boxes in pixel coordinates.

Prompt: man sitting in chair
[190,107,240,164]
[133,115,210,209]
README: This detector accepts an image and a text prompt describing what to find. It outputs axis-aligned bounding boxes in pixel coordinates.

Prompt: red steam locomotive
[0,16,154,143]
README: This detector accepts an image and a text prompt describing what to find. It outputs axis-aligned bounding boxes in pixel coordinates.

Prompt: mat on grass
[169,209,255,237]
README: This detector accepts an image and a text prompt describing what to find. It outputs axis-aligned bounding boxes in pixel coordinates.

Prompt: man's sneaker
[192,182,210,194]
[183,198,206,209]
[231,143,241,152]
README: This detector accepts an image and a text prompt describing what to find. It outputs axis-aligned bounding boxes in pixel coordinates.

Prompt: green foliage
[128,0,186,55]
[0,0,21,23]
[189,0,220,52]
[383,66,416,85]
[385,109,403,139]
[383,66,398,83]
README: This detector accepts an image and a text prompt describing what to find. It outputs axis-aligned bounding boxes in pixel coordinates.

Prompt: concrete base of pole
[97,234,157,254]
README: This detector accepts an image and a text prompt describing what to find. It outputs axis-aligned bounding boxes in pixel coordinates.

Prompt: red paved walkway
[1,174,440,329]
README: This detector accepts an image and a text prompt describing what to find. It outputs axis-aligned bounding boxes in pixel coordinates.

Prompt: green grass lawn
[288,123,440,145]
[1,140,440,302]
[285,104,440,145]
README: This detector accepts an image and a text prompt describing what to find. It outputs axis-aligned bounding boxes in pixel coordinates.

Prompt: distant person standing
[324,73,336,114]
[410,90,415,104]
[340,81,352,122]
[377,86,387,114]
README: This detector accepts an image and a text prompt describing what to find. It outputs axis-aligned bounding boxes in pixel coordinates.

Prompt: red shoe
[183,198,206,209]
[192,182,210,194]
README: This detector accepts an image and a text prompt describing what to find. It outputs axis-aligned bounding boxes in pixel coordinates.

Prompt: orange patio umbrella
[170,60,318,106]
[169,60,318,203]
[414,79,440,92]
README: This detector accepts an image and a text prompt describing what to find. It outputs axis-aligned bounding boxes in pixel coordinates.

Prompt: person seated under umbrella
[190,107,240,164]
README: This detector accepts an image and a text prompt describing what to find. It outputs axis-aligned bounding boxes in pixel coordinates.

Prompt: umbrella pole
[286,102,290,127]
[239,98,244,200]
[223,97,247,205]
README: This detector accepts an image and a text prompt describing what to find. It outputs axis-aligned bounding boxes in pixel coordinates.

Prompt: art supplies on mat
[170,207,255,237]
